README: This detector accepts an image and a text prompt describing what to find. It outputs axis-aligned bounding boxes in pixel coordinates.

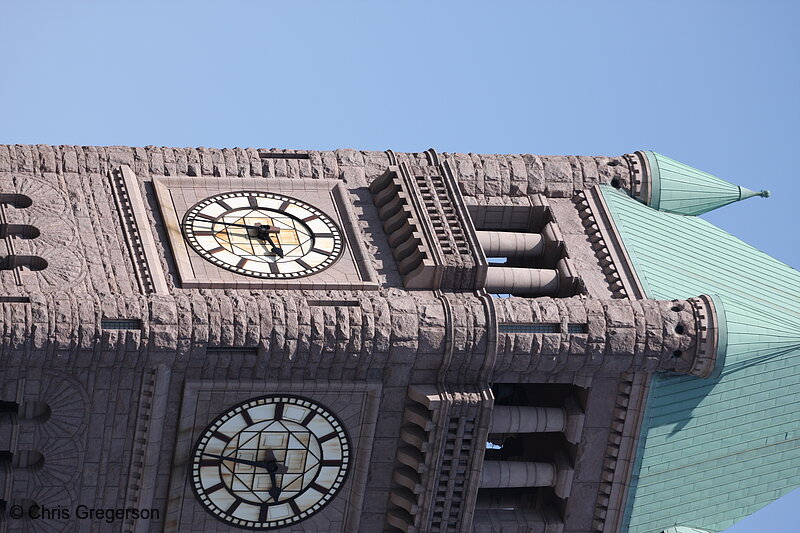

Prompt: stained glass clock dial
[191,395,350,530]
[182,192,343,278]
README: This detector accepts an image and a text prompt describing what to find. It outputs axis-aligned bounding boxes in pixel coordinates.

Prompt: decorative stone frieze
[573,188,644,299]
[387,385,493,533]
[370,152,484,290]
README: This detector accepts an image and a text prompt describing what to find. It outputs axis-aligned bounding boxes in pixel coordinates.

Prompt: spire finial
[629,151,771,215]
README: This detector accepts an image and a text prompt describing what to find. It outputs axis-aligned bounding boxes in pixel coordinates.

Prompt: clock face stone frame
[182,191,344,280]
[190,395,351,530]
[154,177,378,290]
[166,381,381,533]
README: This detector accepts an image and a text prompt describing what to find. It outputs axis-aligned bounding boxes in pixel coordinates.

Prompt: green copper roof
[597,187,800,533]
[640,151,769,215]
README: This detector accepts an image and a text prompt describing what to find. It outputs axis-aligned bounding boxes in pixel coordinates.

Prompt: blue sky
[1,1,797,530]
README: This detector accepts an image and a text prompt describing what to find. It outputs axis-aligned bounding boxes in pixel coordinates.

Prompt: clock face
[191,395,350,530]
[182,191,343,278]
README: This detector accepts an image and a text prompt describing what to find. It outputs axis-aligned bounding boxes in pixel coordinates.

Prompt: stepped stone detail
[370,150,485,290]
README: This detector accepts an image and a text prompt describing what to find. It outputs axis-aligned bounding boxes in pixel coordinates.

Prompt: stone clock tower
[1,145,797,533]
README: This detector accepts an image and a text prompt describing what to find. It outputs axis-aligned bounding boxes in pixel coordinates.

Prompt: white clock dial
[182,192,343,279]
[191,395,350,530]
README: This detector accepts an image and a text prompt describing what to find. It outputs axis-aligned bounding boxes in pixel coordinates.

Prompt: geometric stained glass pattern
[191,395,350,530]
[182,191,343,279]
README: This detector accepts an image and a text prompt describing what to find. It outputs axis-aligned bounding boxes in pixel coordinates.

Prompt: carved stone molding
[386,385,493,533]
[109,166,169,295]
[574,187,646,300]
[370,151,485,290]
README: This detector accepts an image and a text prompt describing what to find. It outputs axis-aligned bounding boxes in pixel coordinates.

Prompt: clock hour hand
[268,471,281,501]
[261,231,285,258]
[252,224,284,258]
[262,449,287,501]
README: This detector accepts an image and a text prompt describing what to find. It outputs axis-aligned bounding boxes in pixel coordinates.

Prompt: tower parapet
[492,295,723,380]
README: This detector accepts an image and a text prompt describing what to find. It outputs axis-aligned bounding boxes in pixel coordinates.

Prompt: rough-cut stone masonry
[493,296,707,379]
[0,145,628,195]
[0,144,692,533]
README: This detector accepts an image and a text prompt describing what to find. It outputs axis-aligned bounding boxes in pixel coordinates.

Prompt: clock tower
[0,145,796,533]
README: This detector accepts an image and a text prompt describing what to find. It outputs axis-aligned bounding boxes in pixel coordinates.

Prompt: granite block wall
[0,144,645,533]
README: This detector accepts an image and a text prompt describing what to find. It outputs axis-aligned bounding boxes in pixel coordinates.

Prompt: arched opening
[12,450,44,469]
[18,401,50,421]
[0,450,45,470]
[0,401,50,422]
[0,194,33,208]
[481,382,585,515]
[0,256,48,271]
[0,400,19,416]
[0,224,40,239]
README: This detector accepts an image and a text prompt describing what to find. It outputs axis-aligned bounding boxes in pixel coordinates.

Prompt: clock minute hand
[207,221,285,257]
[202,452,279,471]
[204,221,284,257]
[209,221,260,230]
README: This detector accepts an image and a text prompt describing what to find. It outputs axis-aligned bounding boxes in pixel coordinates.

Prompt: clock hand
[248,224,285,257]
[207,221,286,257]
[202,452,284,472]
[208,220,261,230]
[262,449,289,473]
[260,231,285,258]
[209,220,282,234]
[262,449,288,501]
[268,470,281,501]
